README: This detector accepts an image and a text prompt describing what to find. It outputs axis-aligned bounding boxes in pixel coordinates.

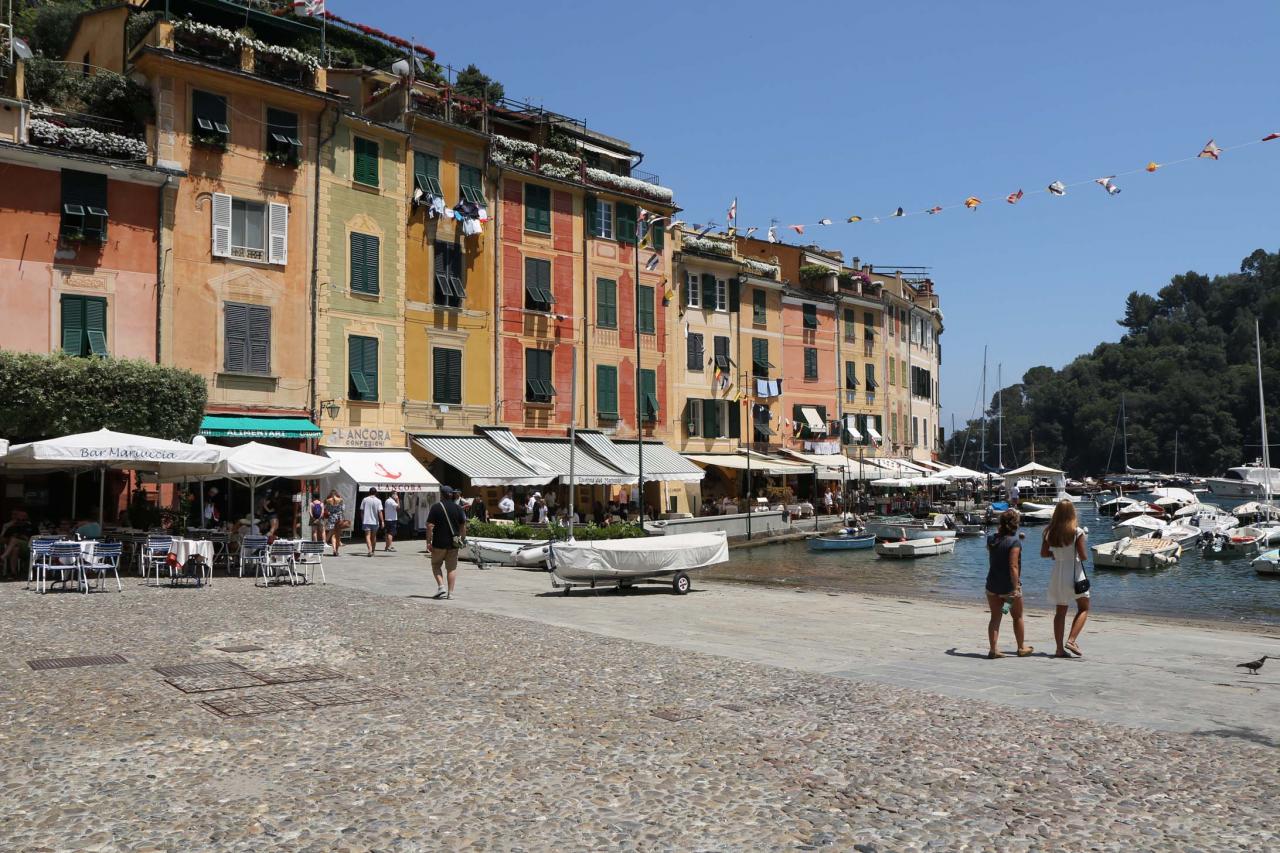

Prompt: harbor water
[704,502,1280,628]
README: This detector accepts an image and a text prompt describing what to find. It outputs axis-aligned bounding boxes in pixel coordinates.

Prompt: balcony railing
[26,108,149,162]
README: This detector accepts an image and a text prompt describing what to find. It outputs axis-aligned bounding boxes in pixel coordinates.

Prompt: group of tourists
[984,500,1091,660]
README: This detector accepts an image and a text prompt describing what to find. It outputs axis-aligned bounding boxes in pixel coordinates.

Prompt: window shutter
[728,400,741,439]
[616,203,637,244]
[687,332,703,370]
[60,295,84,355]
[752,338,768,375]
[267,202,288,265]
[684,399,698,436]
[83,297,107,356]
[701,273,716,309]
[349,233,365,293]
[638,286,654,334]
[224,302,248,372]
[347,336,366,398]
[363,337,379,400]
[366,235,380,294]
[247,305,270,375]
[597,365,617,416]
[803,303,817,328]
[651,220,665,250]
[211,192,232,257]
[753,289,766,324]
[728,278,740,312]
[702,398,719,438]
[714,335,729,369]
[845,361,858,389]
[586,195,600,236]
[639,369,657,420]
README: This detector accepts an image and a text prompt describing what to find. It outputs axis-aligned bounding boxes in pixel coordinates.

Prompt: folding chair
[83,542,123,592]
[258,541,297,587]
[27,536,59,590]
[43,542,86,594]
[294,541,326,585]
[141,536,174,587]
[239,535,269,578]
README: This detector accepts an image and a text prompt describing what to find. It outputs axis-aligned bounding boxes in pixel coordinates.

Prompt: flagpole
[635,219,644,526]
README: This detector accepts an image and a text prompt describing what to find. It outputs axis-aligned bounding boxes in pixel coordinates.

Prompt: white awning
[413,434,554,487]
[322,449,440,493]
[477,427,561,478]
[615,441,705,483]
[781,449,895,481]
[800,406,826,433]
[684,451,811,476]
[865,426,883,444]
[843,415,863,442]
[519,439,635,485]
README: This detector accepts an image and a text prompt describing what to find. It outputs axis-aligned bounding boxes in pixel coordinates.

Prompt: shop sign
[327,427,396,448]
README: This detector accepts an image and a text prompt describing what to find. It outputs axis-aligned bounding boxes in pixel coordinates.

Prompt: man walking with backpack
[427,487,468,599]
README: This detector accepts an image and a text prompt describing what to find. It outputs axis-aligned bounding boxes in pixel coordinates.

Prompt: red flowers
[321,11,436,59]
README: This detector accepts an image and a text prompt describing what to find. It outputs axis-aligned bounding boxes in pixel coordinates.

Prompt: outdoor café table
[170,539,214,564]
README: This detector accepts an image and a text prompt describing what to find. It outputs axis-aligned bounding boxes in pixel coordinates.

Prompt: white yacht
[1207,463,1280,500]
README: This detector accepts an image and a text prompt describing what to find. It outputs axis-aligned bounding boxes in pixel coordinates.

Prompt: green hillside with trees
[946,248,1280,476]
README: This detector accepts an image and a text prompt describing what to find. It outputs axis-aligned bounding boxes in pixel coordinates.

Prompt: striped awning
[413,434,554,487]
[614,441,705,483]
[518,438,636,485]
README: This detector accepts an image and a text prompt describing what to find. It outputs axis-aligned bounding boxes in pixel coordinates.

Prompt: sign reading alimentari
[326,427,396,448]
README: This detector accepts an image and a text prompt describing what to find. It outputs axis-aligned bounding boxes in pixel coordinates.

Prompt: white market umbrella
[871,477,910,488]
[910,476,951,487]
[4,428,221,527]
[937,465,985,481]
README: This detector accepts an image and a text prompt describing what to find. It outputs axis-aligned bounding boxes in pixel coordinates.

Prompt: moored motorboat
[864,514,958,541]
[1207,462,1280,500]
[1098,495,1138,517]
[1252,548,1280,576]
[1091,536,1182,570]
[1112,515,1167,539]
[467,537,542,568]
[1200,526,1266,559]
[1233,501,1280,524]
[1019,507,1054,525]
[875,536,957,559]
[548,531,728,595]
[1178,507,1239,535]
[808,531,876,551]
[1114,502,1164,523]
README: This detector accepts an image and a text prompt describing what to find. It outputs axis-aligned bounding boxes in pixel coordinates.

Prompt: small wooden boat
[1092,536,1181,570]
[875,536,957,559]
[808,532,875,551]
[467,537,549,569]
[548,531,728,595]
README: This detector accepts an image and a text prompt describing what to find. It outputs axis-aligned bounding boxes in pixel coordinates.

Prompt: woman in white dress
[1040,499,1091,658]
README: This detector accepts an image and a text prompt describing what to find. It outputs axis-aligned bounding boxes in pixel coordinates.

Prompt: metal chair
[258,541,298,587]
[27,536,59,590]
[141,536,174,587]
[82,542,123,592]
[294,541,326,585]
[43,542,86,594]
[206,530,231,572]
[239,535,269,578]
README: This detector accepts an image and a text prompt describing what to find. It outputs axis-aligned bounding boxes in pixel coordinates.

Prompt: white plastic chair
[239,535,269,578]
[294,541,326,585]
[258,541,298,587]
[43,542,86,594]
[142,536,174,587]
[83,542,123,592]
[27,536,59,590]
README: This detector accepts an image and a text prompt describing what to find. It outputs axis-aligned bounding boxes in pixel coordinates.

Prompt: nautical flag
[817,218,832,226]
[847,215,862,223]
[663,280,675,301]
[926,206,942,215]
[892,207,905,217]
[1047,181,1066,196]
[1095,176,1121,195]
[727,198,737,223]
[767,225,777,243]
[295,0,324,15]
[695,223,715,237]
[745,226,758,237]
[964,197,981,210]
[1006,189,1023,204]
[1145,162,1160,172]
[790,224,805,235]
[645,253,661,271]
[666,219,685,233]
[1264,133,1280,142]
[1198,139,1221,160]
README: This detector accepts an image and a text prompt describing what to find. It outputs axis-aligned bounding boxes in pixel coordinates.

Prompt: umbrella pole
[71,471,78,520]
[98,467,105,529]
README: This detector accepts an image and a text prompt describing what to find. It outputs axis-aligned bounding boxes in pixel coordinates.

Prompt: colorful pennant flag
[745,226,758,237]
[1047,181,1066,196]
[1145,162,1160,173]
[1006,189,1023,204]
[666,219,685,233]
[695,223,715,237]
[645,253,661,271]
[790,224,805,235]
[892,207,905,218]
[817,218,832,226]
[1198,139,1221,160]
[964,197,981,210]
[767,225,777,243]
[847,215,862,223]
[926,206,942,215]
[1264,133,1280,142]
[1095,176,1121,195]
[727,197,737,223]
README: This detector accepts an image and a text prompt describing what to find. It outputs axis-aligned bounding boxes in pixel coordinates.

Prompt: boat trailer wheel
[673,572,691,595]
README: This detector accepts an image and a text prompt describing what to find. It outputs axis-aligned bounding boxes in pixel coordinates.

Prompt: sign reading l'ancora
[326,427,396,448]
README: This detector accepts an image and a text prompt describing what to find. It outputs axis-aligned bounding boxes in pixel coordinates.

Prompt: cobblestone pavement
[1,575,1276,851]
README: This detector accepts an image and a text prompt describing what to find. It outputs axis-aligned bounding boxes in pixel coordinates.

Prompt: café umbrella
[2,428,222,527]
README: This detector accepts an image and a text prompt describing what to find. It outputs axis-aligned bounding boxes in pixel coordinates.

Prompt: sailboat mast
[1121,395,1129,475]
[997,363,1004,471]
[1173,429,1179,476]
[980,346,988,469]
[1256,320,1272,504]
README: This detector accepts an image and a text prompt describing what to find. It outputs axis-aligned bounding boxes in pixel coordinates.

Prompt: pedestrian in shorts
[427,487,468,599]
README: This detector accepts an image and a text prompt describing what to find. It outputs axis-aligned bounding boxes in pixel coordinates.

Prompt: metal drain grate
[165,672,269,694]
[216,645,264,653]
[200,685,401,718]
[650,707,700,722]
[153,661,247,679]
[251,665,344,685]
[28,654,129,671]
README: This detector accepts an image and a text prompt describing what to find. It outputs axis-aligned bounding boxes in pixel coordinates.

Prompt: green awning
[199,415,322,439]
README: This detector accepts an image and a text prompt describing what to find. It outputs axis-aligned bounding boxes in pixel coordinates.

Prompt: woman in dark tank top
[985,509,1034,659]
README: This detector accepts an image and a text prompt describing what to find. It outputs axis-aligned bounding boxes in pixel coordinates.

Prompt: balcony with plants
[19,57,153,163]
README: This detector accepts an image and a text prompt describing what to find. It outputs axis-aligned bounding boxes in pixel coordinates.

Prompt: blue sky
[356,0,1280,431]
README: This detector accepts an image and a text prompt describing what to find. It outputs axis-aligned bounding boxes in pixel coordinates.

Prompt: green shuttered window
[686,332,704,371]
[802,303,818,329]
[524,257,554,311]
[616,202,637,244]
[60,294,107,357]
[843,308,856,342]
[432,347,462,405]
[596,278,617,329]
[639,368,658,421]
[804,347,818,379]
[350,232,380,295]
[414,152,443,196]
[348,335,379,401]
[752,338,770,378]
[524,184,551,233]
[752,288,766,325]
[597,365,618,418]
[525,348,554,403]
[845,361,860,390]
[353,136,379,187]
[459,164,485,205]
[637,285,655,334]
[433,241,465,307]
[223,301,271,375]
[60,170,108,243]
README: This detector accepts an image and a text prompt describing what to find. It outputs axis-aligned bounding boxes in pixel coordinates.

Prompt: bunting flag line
[645,253,661,271]
[688,127,1275,237]
[665,219,685,233]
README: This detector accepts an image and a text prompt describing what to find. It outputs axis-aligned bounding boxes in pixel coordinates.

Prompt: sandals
[1016,646,1035,657]
[987,651,1006,659]
[1054,651,1072,659]
[1065,641,1083,657]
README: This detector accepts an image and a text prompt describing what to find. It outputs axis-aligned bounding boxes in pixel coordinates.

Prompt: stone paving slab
[1,570,1277,850]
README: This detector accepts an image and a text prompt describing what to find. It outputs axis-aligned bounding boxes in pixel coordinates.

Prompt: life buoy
[934,536,943,543]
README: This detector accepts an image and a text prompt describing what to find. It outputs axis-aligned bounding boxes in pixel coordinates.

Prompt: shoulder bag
[1073,536,1091,595]
[440,501,465,550]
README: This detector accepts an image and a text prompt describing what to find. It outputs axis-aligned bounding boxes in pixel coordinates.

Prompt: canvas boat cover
[550,531,729,582]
